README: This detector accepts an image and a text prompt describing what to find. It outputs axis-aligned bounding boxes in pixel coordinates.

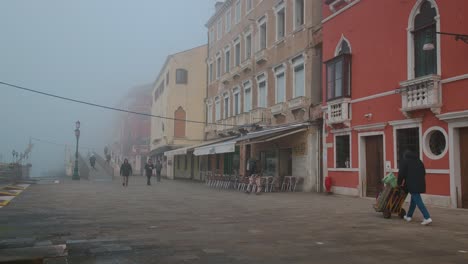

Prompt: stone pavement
[1,176,468,263]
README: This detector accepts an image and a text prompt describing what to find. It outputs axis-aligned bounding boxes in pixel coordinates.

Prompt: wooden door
[365,136,384,198]
[460,128,468,209]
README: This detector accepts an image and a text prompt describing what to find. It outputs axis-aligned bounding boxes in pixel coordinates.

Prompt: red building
[322,0,468,208]
[113,83,152,174]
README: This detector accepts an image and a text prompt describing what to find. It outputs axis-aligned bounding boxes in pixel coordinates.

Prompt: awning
[148,145,179,157]
[193,123,309,156]
[165,137,237,157]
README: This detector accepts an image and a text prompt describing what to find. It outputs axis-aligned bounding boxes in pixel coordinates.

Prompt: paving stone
[0,237,35,249]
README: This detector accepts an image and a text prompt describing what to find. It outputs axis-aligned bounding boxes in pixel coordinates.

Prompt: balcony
[288,96,310,112]
[255,49,268,64]
[241,59,253,73]
[399,74,441,117]
[207,108,272,135]
[204,123,219,133]
[220,73,230,85]
[270,102,287,116]
[231,66,241,80]
[250,108,271,125]
[326,98,351,126]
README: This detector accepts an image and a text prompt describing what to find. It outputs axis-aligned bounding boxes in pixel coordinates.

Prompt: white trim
[245,0,253,15]
[217,19,223,41]
[353,122,387,132]
[233,86,241,115]
[322,0,361,24]
[328,168,359,172]
[389,118,422,127]
[225,8,232,33]
[243,80,252,113]
[215,97,221,121]
[244,31,252,61]
[426,169,449,174]
[274,64,286,104]
[223,92,231,119]
[445,118,468,208]
[331,186,359,196]
[392,121,423,170]
[422,126,448,160]
[407,0,441,80]
[334,35,352,56]
[257,15,268,51]
[224,46,231,74]
[234,0,241,25]
[330,127,352,134]
[437,110,468,122]
[350,91,395,104]
[441,73,468,84]
[334,133,352,169]
[358,131,386,198]
[207,103,213,124]
[292,56,306,98]
[293,0,305,30]
[233,37,241,67]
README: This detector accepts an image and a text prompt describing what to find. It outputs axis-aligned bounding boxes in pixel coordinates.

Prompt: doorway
[279,149,292,177]
[365,135,384,198]
[460,127,468,208]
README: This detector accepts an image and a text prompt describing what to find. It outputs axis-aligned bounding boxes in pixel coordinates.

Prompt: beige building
[149,45,207,179]
[168,0,324,191]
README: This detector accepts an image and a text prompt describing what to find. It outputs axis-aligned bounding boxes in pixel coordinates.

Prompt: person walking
[155,160,163,183]
[398,149,432,225]
[144,159,154,186]
[120,158,132,187]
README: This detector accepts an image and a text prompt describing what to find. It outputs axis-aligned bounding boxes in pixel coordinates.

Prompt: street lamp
[72,120,81,180]
[423,31,468,51]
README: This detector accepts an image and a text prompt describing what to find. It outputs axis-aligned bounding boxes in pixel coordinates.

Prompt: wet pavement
[1,176,468,263]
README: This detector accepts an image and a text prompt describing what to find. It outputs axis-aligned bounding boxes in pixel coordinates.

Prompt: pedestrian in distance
[155,159,163,183]
[120,158,132,187]
[144,159,154,186]
[398,149,432,225]
[89,154,96,169]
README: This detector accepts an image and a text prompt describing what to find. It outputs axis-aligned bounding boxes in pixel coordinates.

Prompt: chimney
[215,1,225,12]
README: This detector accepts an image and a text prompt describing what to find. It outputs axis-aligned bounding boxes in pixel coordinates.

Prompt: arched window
[326,36,352,101]
[413,1,437,77]
[174,106,186,138]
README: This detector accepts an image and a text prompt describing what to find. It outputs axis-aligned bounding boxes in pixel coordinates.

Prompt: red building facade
[322,0,468,208]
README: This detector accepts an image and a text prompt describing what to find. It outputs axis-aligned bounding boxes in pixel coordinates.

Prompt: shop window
[335,135,350,168]
[396,127,420,167]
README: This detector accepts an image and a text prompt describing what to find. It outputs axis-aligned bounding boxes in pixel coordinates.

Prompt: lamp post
[423,31,468,51]
[72,121,81,180]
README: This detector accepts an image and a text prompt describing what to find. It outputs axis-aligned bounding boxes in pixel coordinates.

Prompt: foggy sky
[0,0,215,176]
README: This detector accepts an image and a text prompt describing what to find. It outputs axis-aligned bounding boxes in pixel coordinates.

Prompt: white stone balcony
[241,59,253,73]
[288,96,310,112]
[249,108,271,125]
[255,49,268,64]
[327,98,351,126]
[204,123,219,133]
[399,74,441,117]
[270,102,287,116]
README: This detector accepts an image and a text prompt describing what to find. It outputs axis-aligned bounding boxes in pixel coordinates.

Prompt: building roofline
[205,0,233,28]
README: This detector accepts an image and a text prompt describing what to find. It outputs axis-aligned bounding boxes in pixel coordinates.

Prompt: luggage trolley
[374,186,408,219]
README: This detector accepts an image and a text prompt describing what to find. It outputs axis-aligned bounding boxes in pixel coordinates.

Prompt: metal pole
[73,132,80,180]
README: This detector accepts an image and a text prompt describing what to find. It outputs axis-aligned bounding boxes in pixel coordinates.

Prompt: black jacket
[144,163,154,177]
[120,163,133,177]
[397,151,426,193]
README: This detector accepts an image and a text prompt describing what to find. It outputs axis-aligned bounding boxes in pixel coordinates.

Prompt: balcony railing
[288,96,310,111]
[327,98,351,126]
[399,74,441,116]
[205,108,271,134]
[271,102,287,115]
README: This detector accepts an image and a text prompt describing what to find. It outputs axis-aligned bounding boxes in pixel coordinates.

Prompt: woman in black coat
[398,150,432,225]
[120,159,132,187]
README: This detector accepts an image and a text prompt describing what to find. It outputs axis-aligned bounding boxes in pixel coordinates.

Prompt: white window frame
[208,60,214,83]
[224,46,231,74]
[233,37,241,67]
[207,102,213,124]
[217,19,223,40]
[423,126,448,160]
[209,28,215,44]
[215,97,221,121]
[390,119,423,170]
[406,0,441,80]
[293,0,305,30]
[233,87,241,115]
[291,54,306,98]
[235,0,241,24]
[256,73,268,108]
[244,30,252,60]
[274,64,286,103]
[223,92,230,119]
[257,16,267,51]
[243,80,252,113]
[334,132,352,169]
[216,53,222,79]
[274,1,286,41]
[225,8,232,33]
[246,0,253,14]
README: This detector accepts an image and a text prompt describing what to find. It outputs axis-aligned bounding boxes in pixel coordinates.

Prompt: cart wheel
[383,209,391,219]
[399,208,406,219]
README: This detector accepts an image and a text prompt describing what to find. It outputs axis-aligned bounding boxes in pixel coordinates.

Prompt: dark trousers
[156,171,161,182]
[147,175,152,185]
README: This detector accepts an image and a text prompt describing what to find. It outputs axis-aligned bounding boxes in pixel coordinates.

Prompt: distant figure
[144,159,154,186]
[155,160,163,183]
[120,158,132,187]
[89,154,96,169]
[398,149,432,225]
[104,146,109,156]
[105,154,111,165]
